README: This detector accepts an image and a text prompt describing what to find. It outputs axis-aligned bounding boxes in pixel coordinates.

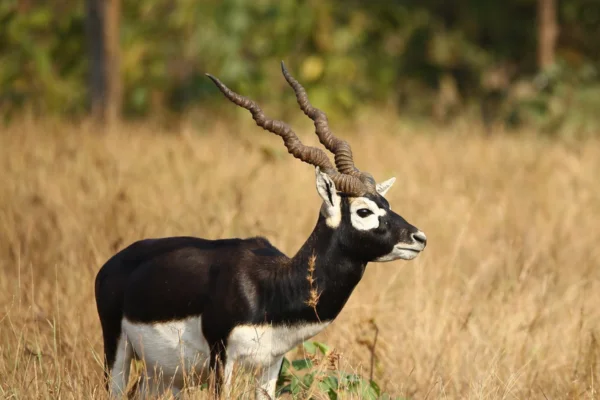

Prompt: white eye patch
[349,197,386,231]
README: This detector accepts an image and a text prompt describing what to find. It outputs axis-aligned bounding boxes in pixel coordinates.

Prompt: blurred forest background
[2,2,600,398]
[1,0,599,134]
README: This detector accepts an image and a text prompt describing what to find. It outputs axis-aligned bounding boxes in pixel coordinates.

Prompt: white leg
[109,333,133,398]
[255,357,284,400]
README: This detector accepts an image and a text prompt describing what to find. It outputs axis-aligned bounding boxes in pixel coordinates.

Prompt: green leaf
[290,376,301,396]
[327,388,339,400]
[343,373,363,385]
[318,375,339,392]
[370,379,381,396]
[292,358,313,371]
[302,372,315,388]
[342,378,379,400]
[303,341,317,354]
[279,357,291,375]
[314,341,330,355]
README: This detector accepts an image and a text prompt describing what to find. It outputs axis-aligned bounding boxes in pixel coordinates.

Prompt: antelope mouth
[396,247,421,253]
[374,243,424,262]
[392,245,423,260]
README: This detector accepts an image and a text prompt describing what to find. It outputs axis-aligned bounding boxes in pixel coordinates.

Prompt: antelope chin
[374,244,424,262]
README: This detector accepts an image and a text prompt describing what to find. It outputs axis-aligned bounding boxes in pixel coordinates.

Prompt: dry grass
[1,115,599,399]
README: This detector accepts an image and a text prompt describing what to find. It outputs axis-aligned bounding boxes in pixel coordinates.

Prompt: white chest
[227,322,330,366]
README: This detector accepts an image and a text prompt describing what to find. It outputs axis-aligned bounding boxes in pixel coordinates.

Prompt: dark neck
[285,214,367,322]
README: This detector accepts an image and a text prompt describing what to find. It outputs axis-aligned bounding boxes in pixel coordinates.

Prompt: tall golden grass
[1,115,599,399]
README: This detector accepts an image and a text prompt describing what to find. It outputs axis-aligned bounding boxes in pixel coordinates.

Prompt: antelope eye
[356,208,373,218]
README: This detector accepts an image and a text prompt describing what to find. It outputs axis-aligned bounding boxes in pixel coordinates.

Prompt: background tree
[85,0,122,125]
[0,0,598,131]
[538,0,558,70]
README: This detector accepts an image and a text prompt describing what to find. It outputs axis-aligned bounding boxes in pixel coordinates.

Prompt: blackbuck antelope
[95,62,427,399]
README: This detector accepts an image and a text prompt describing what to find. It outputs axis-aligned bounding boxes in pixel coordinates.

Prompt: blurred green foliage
[1,0,599,130]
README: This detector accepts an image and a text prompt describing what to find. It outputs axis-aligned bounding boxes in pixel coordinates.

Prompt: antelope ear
[315,167,338,208]
[315,167,342,227]
[376,177,396,197]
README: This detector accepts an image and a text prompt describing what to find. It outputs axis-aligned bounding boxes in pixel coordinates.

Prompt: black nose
[411,231,427,247]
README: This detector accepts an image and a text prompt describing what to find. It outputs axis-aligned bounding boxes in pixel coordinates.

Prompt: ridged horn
[280,61,362,178]
[206,73,368,196]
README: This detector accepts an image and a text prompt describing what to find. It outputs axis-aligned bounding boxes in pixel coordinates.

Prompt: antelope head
[207,62,426,262]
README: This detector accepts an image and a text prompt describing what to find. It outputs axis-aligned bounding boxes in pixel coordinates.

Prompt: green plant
[276,341,401,400]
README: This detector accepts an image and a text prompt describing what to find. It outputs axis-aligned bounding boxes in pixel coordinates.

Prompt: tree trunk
[86,0,122,126]
[537,0,558,70]
[104,0,122,126]
[86,0,105,119]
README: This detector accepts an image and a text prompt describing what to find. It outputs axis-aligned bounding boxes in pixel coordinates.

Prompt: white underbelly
[122,316,210,380]
[122,316,330,375]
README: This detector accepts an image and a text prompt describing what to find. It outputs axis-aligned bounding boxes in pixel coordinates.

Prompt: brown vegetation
[1,116,599,399]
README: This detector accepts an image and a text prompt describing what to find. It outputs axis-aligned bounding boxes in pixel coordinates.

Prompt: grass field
[1,115,599,399]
